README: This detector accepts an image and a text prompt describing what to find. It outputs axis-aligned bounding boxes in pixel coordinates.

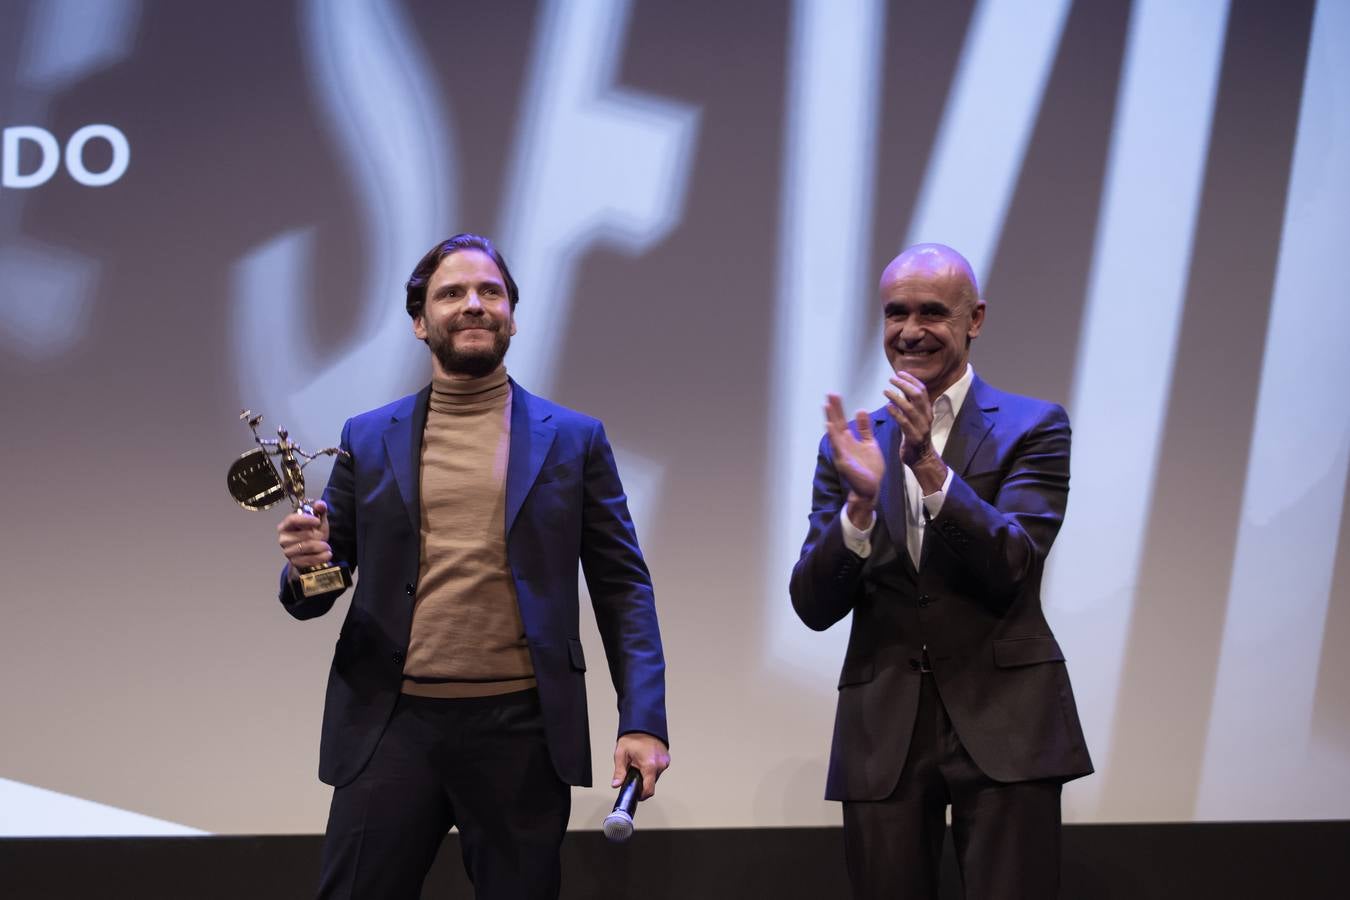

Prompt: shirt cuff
[921,466,956,519]
[840,502,875,558]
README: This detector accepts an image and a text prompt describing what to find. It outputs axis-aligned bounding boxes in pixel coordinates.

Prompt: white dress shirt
[841,364,975,568]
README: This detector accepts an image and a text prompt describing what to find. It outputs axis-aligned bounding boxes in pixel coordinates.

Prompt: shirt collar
[936,363,975,420]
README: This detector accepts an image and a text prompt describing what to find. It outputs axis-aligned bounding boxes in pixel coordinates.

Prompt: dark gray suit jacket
[791,375,1093,800]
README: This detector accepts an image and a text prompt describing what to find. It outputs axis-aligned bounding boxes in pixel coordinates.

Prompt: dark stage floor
[3,821,1348,899]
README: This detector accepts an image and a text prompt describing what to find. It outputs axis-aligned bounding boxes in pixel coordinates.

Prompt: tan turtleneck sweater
[401,366,536,698]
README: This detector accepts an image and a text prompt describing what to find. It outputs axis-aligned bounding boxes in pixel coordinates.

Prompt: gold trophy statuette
[228,410,353,597]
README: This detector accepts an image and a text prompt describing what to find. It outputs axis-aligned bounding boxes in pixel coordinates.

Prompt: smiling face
[879,245,985,398]
[413,249,517,379]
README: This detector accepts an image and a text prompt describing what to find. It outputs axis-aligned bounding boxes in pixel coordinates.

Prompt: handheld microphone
[602,767,642,842]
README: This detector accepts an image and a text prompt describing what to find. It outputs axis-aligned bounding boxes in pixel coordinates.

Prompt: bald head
[878,243,985,396]
[879,243,980,311]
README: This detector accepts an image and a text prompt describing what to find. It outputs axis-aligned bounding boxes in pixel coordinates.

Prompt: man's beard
[428,321,511,377]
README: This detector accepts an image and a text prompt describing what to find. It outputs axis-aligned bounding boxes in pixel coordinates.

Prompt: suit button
[918,595,930,608]
[392,650,405,665]
[404,583,415,596]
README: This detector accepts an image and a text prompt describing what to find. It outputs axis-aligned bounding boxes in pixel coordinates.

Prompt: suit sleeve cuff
[840,503,875,558]
[922,466,955,519]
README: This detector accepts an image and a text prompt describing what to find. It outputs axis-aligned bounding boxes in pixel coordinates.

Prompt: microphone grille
[602,810,634,842]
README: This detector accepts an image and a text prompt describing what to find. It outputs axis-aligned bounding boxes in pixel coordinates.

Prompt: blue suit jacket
[278,380,667,788]
[790,375,1092,800]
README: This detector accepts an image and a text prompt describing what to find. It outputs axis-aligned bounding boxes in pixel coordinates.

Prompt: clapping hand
[824,394,884,525]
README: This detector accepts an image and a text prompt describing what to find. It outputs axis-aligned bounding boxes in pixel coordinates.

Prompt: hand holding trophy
[227,410,353,597]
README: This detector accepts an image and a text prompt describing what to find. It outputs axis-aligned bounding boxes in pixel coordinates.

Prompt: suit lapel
[919,375,997,567]
[505,380,557,535]
[939,375,997,478]
[875,413,917,578]
[383,384,432,532]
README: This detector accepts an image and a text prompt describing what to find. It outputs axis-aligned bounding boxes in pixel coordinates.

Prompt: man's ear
[412,314,427,341]
[967,300,986,340]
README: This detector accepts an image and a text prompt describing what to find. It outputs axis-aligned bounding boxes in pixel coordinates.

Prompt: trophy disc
[228,448,285,510]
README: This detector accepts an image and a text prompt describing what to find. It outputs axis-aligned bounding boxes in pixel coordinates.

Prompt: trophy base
[298,564,352,597]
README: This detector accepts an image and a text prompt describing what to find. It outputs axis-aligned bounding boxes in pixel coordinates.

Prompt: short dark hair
[404,233,519,319]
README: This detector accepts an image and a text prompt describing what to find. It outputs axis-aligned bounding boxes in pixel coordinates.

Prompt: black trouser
[317,689,570,900]
[843,673,1063,900]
